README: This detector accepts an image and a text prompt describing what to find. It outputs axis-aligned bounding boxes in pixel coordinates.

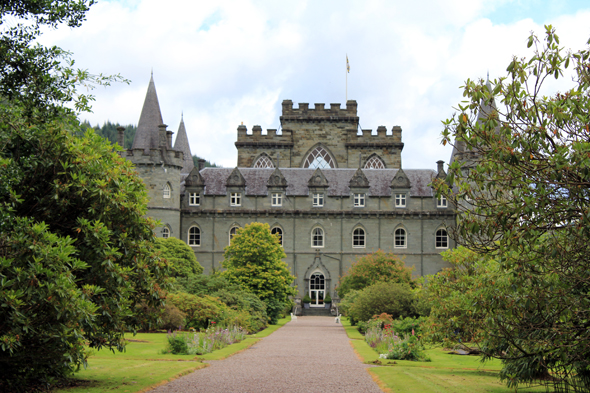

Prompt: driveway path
[148,316,382,393]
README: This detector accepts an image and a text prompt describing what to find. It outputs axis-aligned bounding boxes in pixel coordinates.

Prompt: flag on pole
[346,55,350,73]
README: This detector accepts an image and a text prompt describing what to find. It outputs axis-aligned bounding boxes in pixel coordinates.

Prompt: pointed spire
[173,115,194,174]
[132,74,164,151]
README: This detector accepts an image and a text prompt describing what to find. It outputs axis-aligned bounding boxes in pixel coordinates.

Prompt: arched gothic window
[303,146,335,169]
[163,183,171,198]
[364,155,385,169]
[394,228,406,248]
[352,227,366,248]
[162,226,170,239]
[229,226,240,243]
[253,154,274,168]
[435,228,448,249]
[311,227,324,248]
[271,227,283,246]
[188,226,200,246]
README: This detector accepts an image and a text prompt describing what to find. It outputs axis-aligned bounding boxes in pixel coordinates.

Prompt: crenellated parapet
[346,125,403,147]
[124,147,184,169]
[280,100,359,123]
[235,125,294,147]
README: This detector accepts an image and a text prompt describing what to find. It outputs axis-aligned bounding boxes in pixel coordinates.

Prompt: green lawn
[58,318,288,393]
[342,318,545,393]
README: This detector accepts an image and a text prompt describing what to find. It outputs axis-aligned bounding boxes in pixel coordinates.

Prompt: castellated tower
[121,75,186,238]
[235,100,404,169]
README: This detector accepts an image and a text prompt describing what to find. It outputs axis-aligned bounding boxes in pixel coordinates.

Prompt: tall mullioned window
[437,195,447,208]
[394,228,406,248]
[312,227,324,248]
[352,228,365,248]
[436,228,448,248]
[188,226,200,246]
[162,227,170,239]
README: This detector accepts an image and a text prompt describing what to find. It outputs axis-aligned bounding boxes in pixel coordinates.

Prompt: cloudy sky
[38,0,590,168]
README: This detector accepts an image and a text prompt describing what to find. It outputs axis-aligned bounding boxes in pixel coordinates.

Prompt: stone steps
[301,307,333,317]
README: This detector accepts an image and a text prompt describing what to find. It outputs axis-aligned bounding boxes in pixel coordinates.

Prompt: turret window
[163,183,171,198]
[189,192,200,206]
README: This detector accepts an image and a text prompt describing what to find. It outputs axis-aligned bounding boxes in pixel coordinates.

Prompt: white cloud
[36,0,590,168]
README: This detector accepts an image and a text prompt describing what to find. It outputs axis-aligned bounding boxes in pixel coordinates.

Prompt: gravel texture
[148,316,382,393]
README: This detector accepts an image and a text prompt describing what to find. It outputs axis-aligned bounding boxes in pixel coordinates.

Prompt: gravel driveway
[148,316,382,393]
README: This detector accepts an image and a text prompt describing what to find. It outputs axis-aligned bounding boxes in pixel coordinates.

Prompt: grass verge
[342,317,546,393]
[57,318,288,393]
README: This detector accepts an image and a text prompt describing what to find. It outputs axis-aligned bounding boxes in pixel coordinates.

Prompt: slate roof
[173,116,195,174]
[132,74,164,151]
[192,168,437,197]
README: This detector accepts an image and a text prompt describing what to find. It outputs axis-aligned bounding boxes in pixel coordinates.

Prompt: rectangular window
[313,193,324,207]
[230,192,241,206]
[189,192,200,206]
[395,193,406,208]
[271,193,282,207]
[437,195,447,208]
[354,193,365,207]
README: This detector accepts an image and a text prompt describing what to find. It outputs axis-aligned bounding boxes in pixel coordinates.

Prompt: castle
[119,75,456,305]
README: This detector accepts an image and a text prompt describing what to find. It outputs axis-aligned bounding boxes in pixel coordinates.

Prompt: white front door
[309,273,325,307]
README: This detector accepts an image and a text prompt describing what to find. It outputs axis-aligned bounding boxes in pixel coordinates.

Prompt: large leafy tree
[222,223,296,323]
[434,26,590,392]
[0,1,167,391]
[337,250,415,299]
[154,237,203,278]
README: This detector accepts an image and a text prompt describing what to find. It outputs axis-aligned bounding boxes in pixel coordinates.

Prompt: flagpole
[346,54,348,102]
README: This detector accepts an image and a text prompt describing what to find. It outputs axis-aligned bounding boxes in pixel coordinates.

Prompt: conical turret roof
[174,115,194,174]
[132,74,164,151]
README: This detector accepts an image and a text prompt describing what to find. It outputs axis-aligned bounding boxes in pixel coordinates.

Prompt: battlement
[236,125,294,145]
[280,99,358,119]
[125,147,185,168]
[346,125,403,144]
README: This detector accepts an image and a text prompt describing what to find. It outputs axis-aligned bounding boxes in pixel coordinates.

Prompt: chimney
[166,130,174,148]
[198,159,206,171]
[158,124,168,148]
[116,126,125,148]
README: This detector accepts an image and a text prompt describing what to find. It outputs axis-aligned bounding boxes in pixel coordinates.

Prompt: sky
[36,0,590,168]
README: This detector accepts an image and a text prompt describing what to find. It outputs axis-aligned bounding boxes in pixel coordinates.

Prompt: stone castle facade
[120,75,456,305]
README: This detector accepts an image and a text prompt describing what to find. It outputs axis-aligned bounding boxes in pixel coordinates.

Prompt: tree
[434,26,590,392]
[1,2,164,390]
[337,250,415,299]
[222,223,296,323]
[154,237,203,278]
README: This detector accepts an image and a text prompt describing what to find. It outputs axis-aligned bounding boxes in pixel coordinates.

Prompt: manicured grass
[57,318,288,393]
[342,318,545,393]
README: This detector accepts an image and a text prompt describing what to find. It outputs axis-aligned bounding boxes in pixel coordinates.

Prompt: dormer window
[354,193,365,207]
[189,192,200,206]
[163,183,171,199]
[230,193,241,206]
[271,193,283,207]
[395,193,406,208]
[437,195,447,208]
[313,193,324,207]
